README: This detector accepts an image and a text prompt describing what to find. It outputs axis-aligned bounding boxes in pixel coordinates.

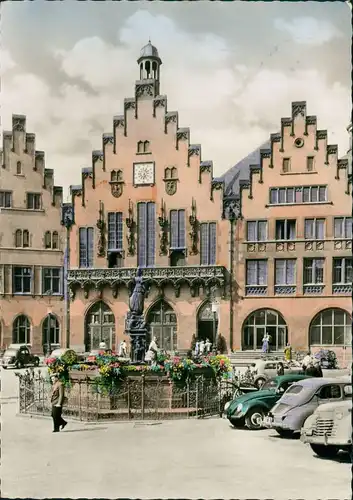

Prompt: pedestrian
[276,362,284,376]
[50,375,67,433]
[205,338,212,353]
[302,351,312,371]
[195,341,200,356]
[284,343,292,362]
[145,336,158,364]
[199,340,205,356]
[262,334,269,354]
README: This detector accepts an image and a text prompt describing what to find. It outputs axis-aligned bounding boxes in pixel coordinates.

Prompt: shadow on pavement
[62,426,108,433]
[313,452,351,464]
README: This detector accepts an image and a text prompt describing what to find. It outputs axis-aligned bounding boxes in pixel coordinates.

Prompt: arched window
[42,315,60,346]
[137,141,144,154]
[117,170,123,181]
[44,231,52,249]
[165,167,171,179]
[242,309,288,351]
[16,161,22,174]
[85,301,116,351]
[52,231,59,249]
[147,300,177,351]
[197,301,218,343]
[111,170,117,182]
[171,167,177,179]
[23,230,29,248]
[15,229,22,248]
[143,141,150,153]
[310,308,351,346]
[13,315,31,344]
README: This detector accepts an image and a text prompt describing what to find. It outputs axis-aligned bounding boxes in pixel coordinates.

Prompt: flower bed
[45,351,232,394]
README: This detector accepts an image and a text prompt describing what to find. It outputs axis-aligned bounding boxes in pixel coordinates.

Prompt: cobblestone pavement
[1,368,350,499]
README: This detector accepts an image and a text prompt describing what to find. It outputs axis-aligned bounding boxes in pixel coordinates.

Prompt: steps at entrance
[229,351,284,361]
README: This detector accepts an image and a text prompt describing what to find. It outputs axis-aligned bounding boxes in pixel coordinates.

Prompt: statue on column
[125,268,149,362]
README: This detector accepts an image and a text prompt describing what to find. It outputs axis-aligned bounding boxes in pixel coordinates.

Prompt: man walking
[50,375,67,433]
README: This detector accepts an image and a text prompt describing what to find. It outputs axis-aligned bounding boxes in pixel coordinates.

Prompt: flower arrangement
[203,354,232,379]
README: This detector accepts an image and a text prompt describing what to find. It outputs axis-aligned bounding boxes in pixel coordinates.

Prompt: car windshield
[4,349,17,356]
[261,379,278,390]
[284,385,303,395]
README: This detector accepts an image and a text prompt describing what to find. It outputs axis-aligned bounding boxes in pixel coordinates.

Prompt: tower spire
[137,41,162,94]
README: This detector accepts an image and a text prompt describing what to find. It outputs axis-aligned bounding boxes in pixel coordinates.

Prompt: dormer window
[137,141,150,154]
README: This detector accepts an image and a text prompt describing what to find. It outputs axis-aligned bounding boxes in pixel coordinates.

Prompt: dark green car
[226,374,309,430]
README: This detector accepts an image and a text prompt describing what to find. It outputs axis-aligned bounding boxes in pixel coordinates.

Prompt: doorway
[197,302,218,343]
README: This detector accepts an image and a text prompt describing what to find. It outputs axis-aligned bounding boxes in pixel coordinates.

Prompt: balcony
[274,285,296,295]
[67,265,228,300]
[245,285,268,296]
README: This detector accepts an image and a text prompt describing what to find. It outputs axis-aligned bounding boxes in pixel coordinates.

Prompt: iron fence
[17,370,235,421]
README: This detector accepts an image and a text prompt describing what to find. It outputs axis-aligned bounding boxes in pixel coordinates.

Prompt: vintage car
[226,374,309,430]
[49,348,85,362]
[300,397,352,458]
[264,376,351,438]
[250,360,303,388]
[2,345,40,369]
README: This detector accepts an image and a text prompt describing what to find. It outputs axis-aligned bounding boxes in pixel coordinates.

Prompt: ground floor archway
[147,300,177,351]
[42,315,60,348]
[84,301,116,352]
[197,302,218,344]
[242,309,287,351]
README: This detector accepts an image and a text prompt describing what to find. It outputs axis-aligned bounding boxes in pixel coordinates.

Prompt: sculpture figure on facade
[125,268,149,363]
[129,267,145,315]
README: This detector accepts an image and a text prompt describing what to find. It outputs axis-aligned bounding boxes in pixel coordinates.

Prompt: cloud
[1,10,350,194]
[274,17,343,46]
[0,48,16,75]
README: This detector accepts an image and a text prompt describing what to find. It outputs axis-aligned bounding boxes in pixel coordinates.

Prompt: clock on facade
[133,162,155,186]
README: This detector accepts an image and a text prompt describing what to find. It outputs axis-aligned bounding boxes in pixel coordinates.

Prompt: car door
[21,348,30,365]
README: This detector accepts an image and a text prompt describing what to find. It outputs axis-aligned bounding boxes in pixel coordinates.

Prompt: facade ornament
[113,115,125,129]
[165,180,177,196]
[12,115,26,132]
[110,169,124,198]
[153,97,166,116]
[210,180,224,201]
[61,203,75,228]
[135,83,154,98]
[102,134,114,146]
[125,199,136,256]
[124,99,136,111]
[96,201,106,257]
[158,199,168,256]
[189,198,199,256]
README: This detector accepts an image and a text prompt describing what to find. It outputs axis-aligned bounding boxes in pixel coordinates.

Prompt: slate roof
[221,139,270,197]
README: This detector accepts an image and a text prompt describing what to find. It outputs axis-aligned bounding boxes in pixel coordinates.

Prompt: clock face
[133,162,154,185]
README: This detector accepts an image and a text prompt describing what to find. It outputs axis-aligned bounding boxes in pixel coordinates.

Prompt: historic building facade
[66,43,230,353]
[0,115,65,353]
[224,102,352,365]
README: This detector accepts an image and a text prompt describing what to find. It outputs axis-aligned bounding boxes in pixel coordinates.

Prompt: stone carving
[61,203,74,228]
[210,180,223,201]
[113,115,125,128]
[165,180,177,196]
[158,200,168,256]
[136,84,154,98]
[188,145,201,157]
[315,241,324,251]
[304,242,313,251]
[258,243,267,252]
[125,268,149,363]
[12,116,25,132]
[189,198,198,256]
[111,182,123,198]
[96,201,106,258]
[334,241,343,250]
[292,102,306,118]
[125,200,136,257]
[103,134,114,146]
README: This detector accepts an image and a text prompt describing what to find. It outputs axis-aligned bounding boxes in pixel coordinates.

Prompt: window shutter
[79,228,87,267]
[87,228,94,267]
[209,223,217,265]
[275,260,286,285]
[147,202,155,266]
[246,261,257,285]
[178,210,186,248]
[170,210,178,249]
[247,221,256,241]
[200,224,209,265]
[138,203,147,267]
[304,219,314,239]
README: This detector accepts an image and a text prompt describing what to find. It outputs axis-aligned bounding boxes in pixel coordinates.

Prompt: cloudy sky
[1,1,351,196]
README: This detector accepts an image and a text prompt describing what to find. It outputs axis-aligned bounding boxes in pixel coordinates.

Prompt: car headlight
[336,412,343,420]
[224,402,230,411]
[236,403,243,412]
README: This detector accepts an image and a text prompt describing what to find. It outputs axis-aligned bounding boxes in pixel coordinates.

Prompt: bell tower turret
[137,40,162,96]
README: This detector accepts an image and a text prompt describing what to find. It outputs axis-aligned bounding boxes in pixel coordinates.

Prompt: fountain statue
[125,268,149,362]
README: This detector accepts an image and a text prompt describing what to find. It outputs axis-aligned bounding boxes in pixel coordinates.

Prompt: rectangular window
[79,227,94,268]
[26,193,41,210]
[246,220,267,241]
[137,202,155,267]
[303,258,325,284]
[13,266,32,294]
[333,258,353,284]
[304,218,325,239]
[0,191,12,208]
[107,212,123,250]
[200,222,217,265]
[269,185,327,205]
[170,209,186,249]
[282,158,290,173]
[246,260,268,286]
[42,267,61,294]
[306,157,314,172]
[275,219,296,240]
[334,217,352,239]
[275,259,296,285]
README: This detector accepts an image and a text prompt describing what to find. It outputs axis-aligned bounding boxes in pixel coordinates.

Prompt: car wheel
[229,417,245,428]
[310,444,339,458]
[34,358,39,367]
[245,408,264,430]
[15,361,23,369]
[2,366,7,370]
[276,428,295,439]
[254,377,266,389]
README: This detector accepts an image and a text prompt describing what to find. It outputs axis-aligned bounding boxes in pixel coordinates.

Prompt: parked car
[2,345,40,369]
[48,348,85,362]
[300,396,352,458]
[226,374,309,430]
[264,376,351,438]
[250,360,303,388]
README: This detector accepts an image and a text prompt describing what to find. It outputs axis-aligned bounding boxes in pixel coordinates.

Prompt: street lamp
[211,287,220,352]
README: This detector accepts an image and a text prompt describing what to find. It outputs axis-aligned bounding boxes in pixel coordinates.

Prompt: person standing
[50,375,67,433]
[284,343,292,362]
[145,336,158,364]
[199,340,205,356]
[262,334,269,354]
[195,341,200,357]
[205,338,212,354]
